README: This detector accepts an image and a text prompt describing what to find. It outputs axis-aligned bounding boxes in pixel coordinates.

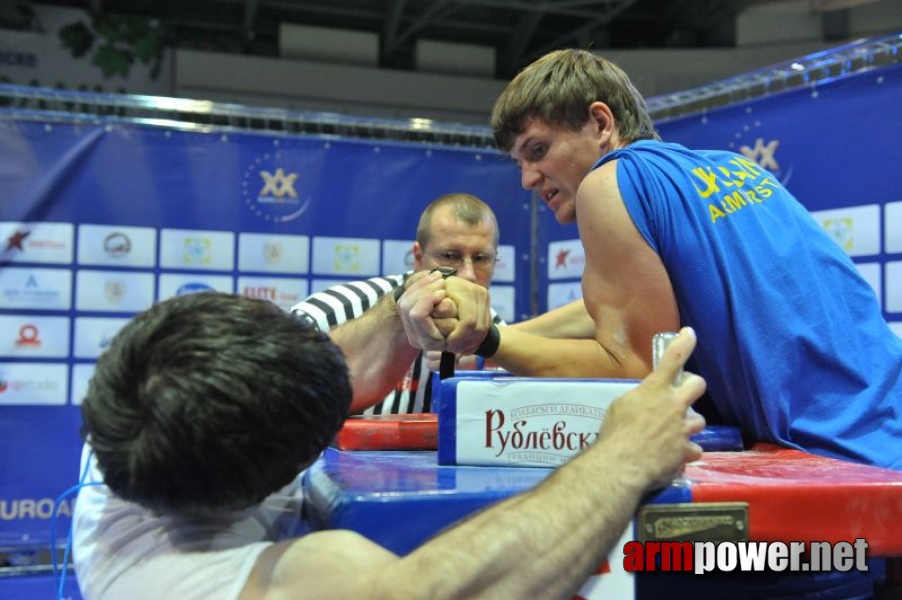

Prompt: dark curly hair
[81,292,352,515]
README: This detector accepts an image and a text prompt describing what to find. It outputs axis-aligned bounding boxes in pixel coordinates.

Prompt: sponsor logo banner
[449,379,637,467]
[548,239,585,280]
[77,224,157,268]
[75,270,155,312]
[0,363,68,406]
[0,316,70,358]
[73,317,131,359]
[159,229,235,271]
[312,237,380,276]
[157,273,234,300]
[0,222,74,264]
[237,276,309,311]
[238,232,309,274]
[810,204,880,257]
[0,267,72,310]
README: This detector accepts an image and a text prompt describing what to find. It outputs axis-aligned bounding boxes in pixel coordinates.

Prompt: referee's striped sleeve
[290,273,405,331]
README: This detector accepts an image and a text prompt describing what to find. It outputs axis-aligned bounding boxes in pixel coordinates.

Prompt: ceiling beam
[243,0,260,42]
[388,0,457,53]
[452,0,619,20]
[503,10,544,75]
[381,0,407,61]
[531,0,639,58]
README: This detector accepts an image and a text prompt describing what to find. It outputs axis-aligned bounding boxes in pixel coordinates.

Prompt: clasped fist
[395,271,493,354]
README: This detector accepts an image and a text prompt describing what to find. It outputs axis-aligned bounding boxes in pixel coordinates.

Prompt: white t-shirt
[73,444,305,600]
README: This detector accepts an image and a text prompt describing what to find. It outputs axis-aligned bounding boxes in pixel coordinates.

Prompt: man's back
[597,140,902,468]
[73,445,306,600]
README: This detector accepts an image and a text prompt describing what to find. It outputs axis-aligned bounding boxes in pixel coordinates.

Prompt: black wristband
[475,323,501,358]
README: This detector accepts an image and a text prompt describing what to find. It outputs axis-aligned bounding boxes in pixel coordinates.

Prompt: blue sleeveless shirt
[596,140,902,469]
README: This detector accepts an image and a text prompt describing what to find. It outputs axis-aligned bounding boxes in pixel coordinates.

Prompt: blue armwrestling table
[303,443,902,599]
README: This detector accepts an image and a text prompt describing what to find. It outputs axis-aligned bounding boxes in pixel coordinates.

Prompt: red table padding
[686,443,902,555]
[332,414,439,450]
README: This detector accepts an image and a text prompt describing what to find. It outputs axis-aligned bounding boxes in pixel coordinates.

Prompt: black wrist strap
[475,323,501,358]
[439,352,456,380]
[430,267,458,379]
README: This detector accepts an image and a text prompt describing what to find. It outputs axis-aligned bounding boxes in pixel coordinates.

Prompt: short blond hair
[416,193,499,248]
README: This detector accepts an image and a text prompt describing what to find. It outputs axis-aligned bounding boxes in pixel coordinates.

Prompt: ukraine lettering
[705,176,779,224]
[485,410,598,457]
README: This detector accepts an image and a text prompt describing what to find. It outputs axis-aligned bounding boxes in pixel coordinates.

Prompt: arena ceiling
[5,0,873,78]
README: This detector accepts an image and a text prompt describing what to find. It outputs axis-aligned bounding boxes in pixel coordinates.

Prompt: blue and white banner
[0,117,530,546]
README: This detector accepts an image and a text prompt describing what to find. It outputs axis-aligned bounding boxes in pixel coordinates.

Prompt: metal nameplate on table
[638,502,748,543]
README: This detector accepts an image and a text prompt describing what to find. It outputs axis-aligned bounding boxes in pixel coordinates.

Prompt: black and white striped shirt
[290,272,505,415]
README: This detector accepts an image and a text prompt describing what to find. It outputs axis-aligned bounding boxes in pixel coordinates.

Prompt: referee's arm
[329,291,422,414]
[290,273,424,414]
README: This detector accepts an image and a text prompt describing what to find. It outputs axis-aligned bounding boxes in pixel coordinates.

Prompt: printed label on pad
[453,379,638,467]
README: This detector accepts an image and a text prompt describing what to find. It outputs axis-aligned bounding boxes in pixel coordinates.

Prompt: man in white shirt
[74,291,706,600]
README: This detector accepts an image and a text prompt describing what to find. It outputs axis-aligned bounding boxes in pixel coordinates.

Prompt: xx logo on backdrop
[725,109,794,187]
[244,152,312,223]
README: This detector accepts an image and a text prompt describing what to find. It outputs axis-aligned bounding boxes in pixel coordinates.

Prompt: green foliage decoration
[57,13,168,80]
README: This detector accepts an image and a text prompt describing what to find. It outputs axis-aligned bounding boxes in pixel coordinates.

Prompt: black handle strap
[430,267,458,380]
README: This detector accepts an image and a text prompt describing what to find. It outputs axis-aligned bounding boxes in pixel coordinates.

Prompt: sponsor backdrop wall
[0,119,531,550]
[538,60,902,343]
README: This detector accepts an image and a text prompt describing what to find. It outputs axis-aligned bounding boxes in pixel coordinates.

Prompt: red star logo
[6,229,30,252]
[555,249,570,268]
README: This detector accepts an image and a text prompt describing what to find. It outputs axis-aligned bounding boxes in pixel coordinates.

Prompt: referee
[291,193,505,415]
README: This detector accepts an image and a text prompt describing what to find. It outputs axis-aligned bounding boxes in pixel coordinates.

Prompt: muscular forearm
[509,299,596,339]
[490,327,625,378]
[329,295,419,413]
[255,329,705,600]
[384,437,648,600]
[263,447,651,600]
